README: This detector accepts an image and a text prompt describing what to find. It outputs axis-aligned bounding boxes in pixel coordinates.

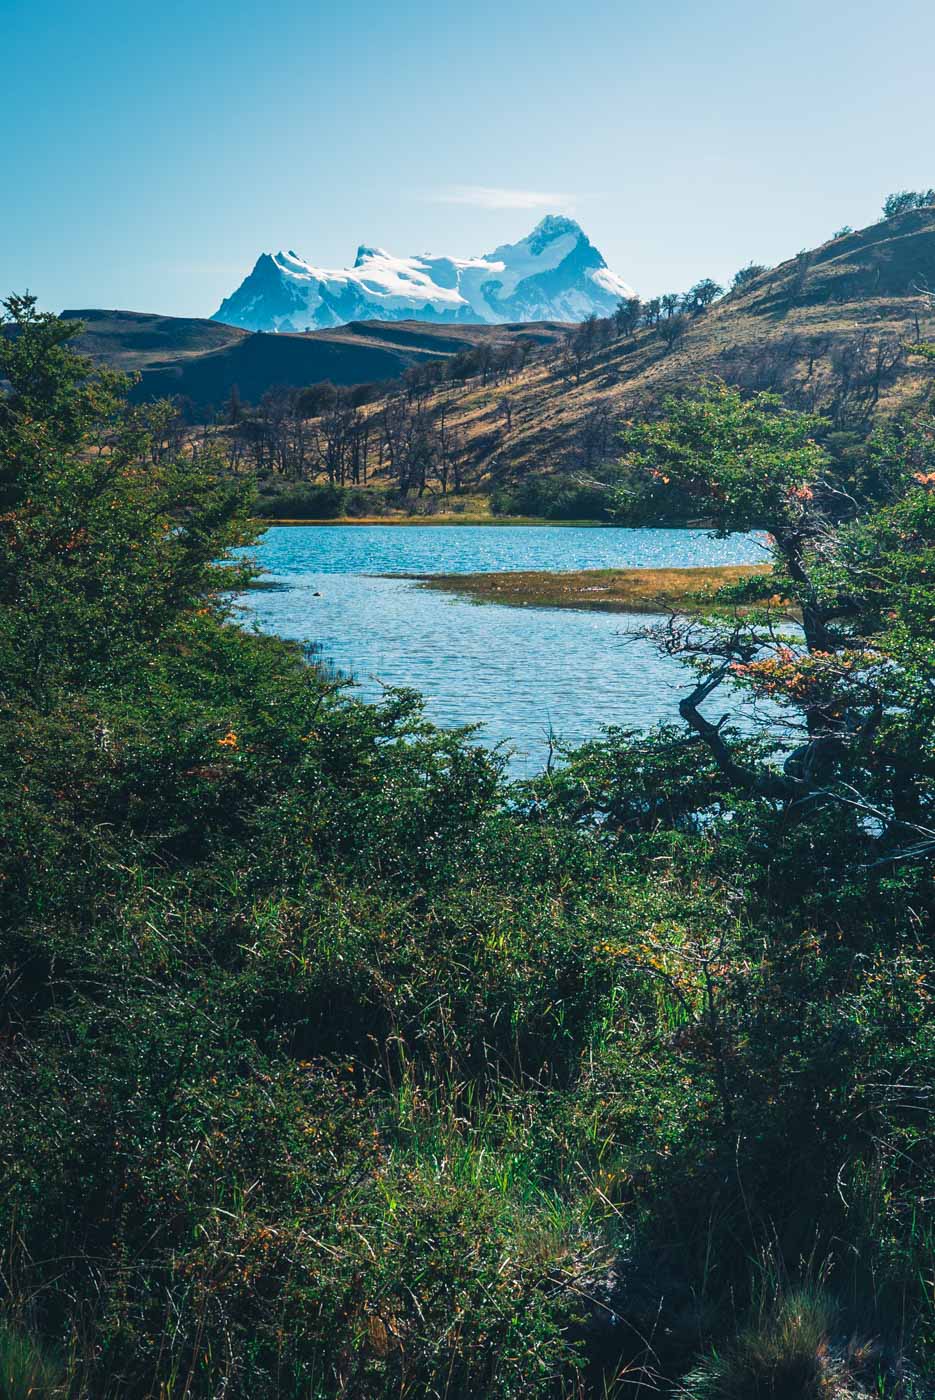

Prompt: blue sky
[2,0,933,317]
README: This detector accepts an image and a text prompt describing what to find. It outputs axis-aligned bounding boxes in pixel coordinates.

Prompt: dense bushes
[254,481,391,518]
[490,475,616,520]
[1,300,934,1397]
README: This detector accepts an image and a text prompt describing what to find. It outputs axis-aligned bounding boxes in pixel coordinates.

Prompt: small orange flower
[218,730,238,750]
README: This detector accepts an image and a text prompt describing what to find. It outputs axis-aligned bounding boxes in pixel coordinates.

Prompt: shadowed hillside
[62,309,566,410]
[60,308,251,369]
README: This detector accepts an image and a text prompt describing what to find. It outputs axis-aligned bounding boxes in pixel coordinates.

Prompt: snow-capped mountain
[212,216,635,332]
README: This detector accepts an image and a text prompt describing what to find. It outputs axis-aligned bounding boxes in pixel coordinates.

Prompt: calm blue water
[239,525,767,774]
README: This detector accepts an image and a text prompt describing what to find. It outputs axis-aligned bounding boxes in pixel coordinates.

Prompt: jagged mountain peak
[353,244,389,266]
[213,219,634,333]
[530,213,584,239]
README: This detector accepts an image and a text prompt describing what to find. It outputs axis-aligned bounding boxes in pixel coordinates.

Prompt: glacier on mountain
[212,216,635,332]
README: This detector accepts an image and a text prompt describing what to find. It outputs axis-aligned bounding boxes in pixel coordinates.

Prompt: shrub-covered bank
[1,299,933,1397]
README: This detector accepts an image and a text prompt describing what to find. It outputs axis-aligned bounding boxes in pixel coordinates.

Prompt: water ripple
[239,525,767,775]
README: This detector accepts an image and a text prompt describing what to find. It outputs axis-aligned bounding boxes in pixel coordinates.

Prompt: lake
[240,525,768,775]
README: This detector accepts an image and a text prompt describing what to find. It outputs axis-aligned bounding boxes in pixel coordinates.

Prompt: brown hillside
[345,207,935,493]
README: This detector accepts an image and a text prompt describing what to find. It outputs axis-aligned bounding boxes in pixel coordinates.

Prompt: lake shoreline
[241,526,771,766]
[255,514,718,529]
[256,514,614,528]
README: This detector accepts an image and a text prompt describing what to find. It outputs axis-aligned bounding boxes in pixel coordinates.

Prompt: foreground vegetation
[2,298,934,1397]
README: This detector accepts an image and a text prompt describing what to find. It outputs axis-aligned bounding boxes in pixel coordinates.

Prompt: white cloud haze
[428,185,576,211]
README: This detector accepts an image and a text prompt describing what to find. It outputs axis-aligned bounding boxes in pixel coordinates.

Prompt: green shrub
[254,482,378,518]
[678,1289,838,1399]
[0,1321,62,1400]
[490,476,616,520]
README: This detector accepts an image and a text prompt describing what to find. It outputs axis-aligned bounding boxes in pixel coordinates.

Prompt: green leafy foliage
[730,263,768,291]
[491,475,617,520]
[1,304,933,1397]
[882,189,935,218]
[0,295,257,697]
[615,384,830,534]
[254,481,391,518]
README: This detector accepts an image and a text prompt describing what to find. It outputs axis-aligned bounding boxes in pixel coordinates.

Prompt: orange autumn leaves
[731,644,884,707]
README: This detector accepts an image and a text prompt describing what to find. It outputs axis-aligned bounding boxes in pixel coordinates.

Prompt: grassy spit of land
[407,562,774,613]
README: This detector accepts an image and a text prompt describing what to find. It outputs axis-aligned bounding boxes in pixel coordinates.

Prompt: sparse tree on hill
[311,397,360,485]
[613,296,642,339]
[909,277,935,341]
[563,315,601,385]
[882,189,935,218]
[295,380,338,419]
[827,332,904,430]
[578,402,615,470]
[785,250,812,307]
[476,342,496,387]
[730,263,767,292]
[514,337,536,374]
[578,313,601,353]
[434,398,465,494]
[378,395,410,489]
[684,278,723,314]
[659,311,687,353]
[225,384,243,424]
